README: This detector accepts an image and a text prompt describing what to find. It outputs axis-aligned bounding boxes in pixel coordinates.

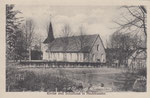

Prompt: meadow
[6,64,146,92]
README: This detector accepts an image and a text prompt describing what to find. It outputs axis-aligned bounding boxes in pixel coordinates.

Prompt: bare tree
[72,26,87,62]
[112,6,147,67]
[78,26,86,51]
[108,32,141,67]
[58,24,73,61]
[114,6,147,47]
[23,18,35,60]
[32,33,43,50]
[61,24,72,37]
[60,24,73,50]
[110,32,140,49]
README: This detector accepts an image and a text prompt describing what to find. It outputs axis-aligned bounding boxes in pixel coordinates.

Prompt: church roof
[43,37,54,43]
[43,22,54,43]
[46,34,101,53]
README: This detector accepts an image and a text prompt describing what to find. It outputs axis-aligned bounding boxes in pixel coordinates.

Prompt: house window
[58,53,59,58]
[77,53,79,61]
[70,53,72,60]
[97,59,100,62]
[97,44,99,51]
[48,52,50,59]
[51,53,53,59]
[49,53,51,58]
[83,53,86,60]
[63,53,67,61]
[54,53,55,59]
[80,54,83,61]
[101,54,104,62]
[92,54,95,61]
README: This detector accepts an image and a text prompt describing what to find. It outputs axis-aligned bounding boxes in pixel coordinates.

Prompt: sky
[14,5,123,47]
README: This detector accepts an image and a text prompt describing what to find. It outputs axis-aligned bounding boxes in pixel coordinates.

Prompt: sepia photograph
[5,4,147,93]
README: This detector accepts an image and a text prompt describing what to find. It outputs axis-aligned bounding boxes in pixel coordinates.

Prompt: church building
[42,22,106,63]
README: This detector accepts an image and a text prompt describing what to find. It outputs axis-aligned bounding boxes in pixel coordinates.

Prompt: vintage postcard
[0,0,150,98]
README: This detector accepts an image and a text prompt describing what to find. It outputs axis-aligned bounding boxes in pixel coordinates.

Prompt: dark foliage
[31,50,43,60]
[114,68,146,92]
[136,68,147,77]
[6,67,76,92]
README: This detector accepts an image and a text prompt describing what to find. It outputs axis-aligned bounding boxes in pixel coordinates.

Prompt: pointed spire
[48,22,54,41]
[43,20,55,43]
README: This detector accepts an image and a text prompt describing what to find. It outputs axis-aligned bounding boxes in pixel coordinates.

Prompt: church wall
[89,36,106,63]
[41,44,48,60]
[46,52,84,62]
[42,35,106,63]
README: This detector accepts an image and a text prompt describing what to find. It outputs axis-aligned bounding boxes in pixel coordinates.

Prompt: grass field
[18,67,125,90]
[6,65,145,92]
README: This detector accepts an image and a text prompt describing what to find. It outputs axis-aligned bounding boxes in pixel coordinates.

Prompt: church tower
[42,21,55,60]
[43,22,55,43]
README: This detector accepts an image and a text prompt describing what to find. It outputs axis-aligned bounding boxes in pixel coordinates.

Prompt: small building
[42,22,106,62]
[31,45,43,60]
[31,50,43,60]
[128,48,146,69]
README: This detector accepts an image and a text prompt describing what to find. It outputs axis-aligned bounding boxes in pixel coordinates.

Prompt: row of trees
[6,4,36,61]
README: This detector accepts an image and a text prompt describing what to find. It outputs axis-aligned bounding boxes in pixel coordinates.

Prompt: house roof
[128,49,147,59]
[46,34,100,53]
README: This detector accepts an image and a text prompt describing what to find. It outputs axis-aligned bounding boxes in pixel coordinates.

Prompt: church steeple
[47,22,54,41]
[43,21,55,43]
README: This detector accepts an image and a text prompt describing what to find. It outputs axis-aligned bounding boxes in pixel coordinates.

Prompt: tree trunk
[29,47,31,60]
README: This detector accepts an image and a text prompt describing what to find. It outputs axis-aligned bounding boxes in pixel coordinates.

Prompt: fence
[19,60,106,68]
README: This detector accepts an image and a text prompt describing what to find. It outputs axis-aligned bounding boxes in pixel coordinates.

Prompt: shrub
[6,67,41,91]
[133,77,146,92]
[41,73,76,92]
[6,68,77,92]
[136,68,147,77]
[19,71,42,91]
